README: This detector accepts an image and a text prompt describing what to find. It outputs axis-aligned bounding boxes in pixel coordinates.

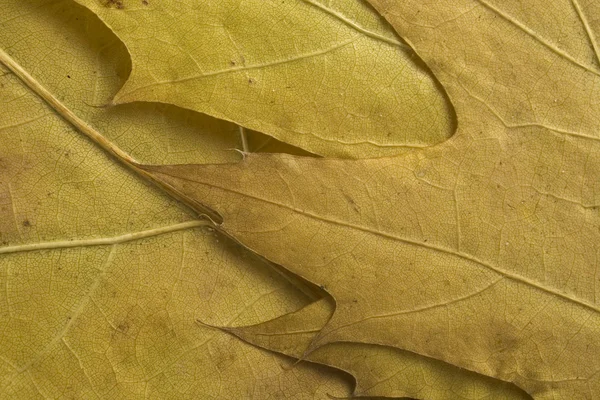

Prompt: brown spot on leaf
[142,0,148,4]
[343,193,359,212]
[117,322,129,333]
[22,219,31,227]
[103,0,125,9]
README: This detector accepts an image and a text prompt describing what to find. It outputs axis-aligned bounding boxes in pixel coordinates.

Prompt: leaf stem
[0,48,221,224]
[239,125,249,152]
[0,48,138,166]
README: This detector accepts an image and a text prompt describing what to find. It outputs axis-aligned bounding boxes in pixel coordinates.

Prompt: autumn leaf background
[0,0,598,399]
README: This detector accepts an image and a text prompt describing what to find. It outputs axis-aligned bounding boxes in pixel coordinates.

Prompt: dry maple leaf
[129,1,600,399]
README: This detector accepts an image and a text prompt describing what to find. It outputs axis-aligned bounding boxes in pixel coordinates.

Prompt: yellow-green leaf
[0,1,352,398]
[74,0,455,158]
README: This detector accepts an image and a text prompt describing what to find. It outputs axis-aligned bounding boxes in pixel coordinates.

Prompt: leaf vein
[571,0,600,67]
[11,245,116,378]
[172,174,600,314]
[300,0,407,48]
[475,0,600,76]
[120,36,361,97]
[0,220,210,255]
[459,79,600,144]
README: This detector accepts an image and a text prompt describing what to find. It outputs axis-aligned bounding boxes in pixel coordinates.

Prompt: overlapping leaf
[74,0,455,158]
[4,0,598,399]
[138,1,600,398]
[222,297,530,399]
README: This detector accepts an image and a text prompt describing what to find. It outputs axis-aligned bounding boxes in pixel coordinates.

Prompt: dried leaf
[224,298,530,399]
[74,0,455,158]
[0,1,352,398]
[139,0,600,397]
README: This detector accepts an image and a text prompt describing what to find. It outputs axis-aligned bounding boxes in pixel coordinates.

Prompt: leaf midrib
[165,171,600,315]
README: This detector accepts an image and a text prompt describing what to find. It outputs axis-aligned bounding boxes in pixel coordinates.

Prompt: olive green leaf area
[139,1,600,399]
[0,1,353,398]
[74,0,455,158]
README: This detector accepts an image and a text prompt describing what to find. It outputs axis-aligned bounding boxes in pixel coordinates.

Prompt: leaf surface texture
[74,0,455,158]
[0,1,353,398]
[139,0,600,398]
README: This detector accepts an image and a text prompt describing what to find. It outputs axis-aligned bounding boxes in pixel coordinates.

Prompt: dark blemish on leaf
[344,193,359,212]
[22,219,31,227]
[103,0,124,9]
[142,0,148,4]
[229,60,236,66]
[117,322,129,333]
[111,320,131,341]
[248,77,255,84]
[67,75,71,79]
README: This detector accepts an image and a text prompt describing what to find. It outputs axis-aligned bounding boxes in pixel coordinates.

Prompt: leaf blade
[137,1,600,397]
[75,0,456,158]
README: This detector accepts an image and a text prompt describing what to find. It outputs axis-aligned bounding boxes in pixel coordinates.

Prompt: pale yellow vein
[165,173,600,315]
[300,0,408,48]
[475,0,600,76]
[571,0,600,67]
[0,48,222,223]
[0,220,209,255]
[117,37,360,98]
[13,245,116,375]
[0,48,138,165]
